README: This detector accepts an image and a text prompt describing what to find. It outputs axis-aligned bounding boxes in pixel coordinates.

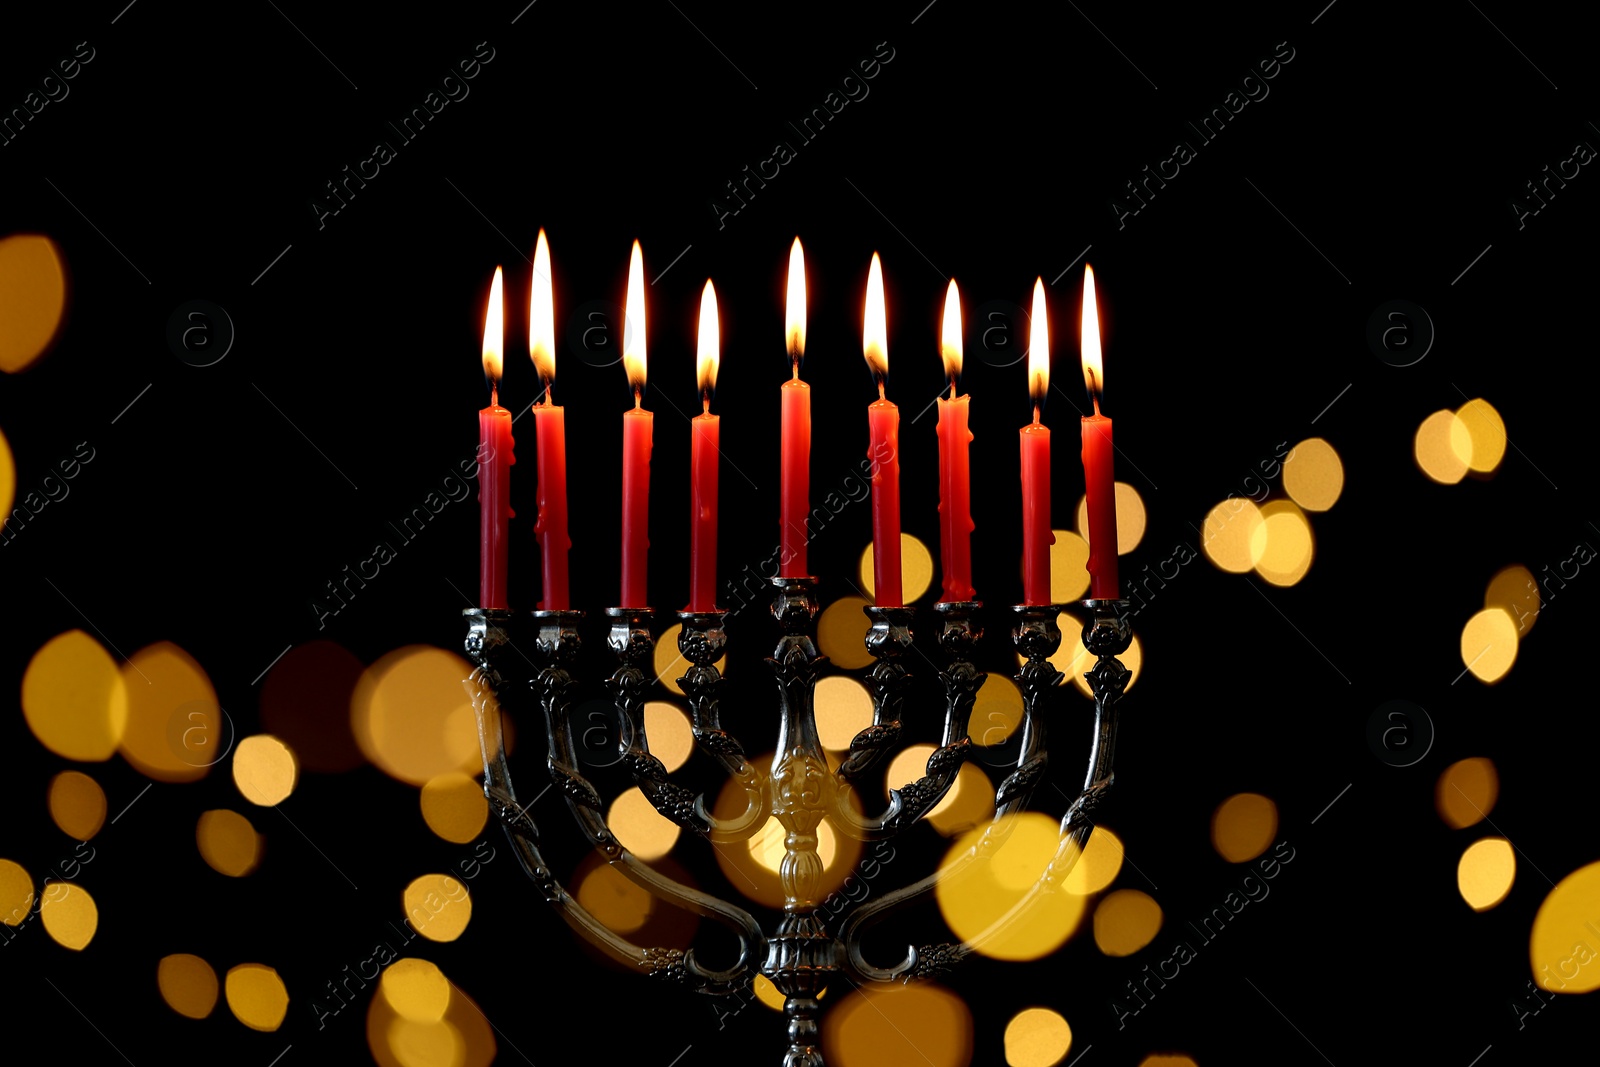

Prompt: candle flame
[623,239,647,395]
[482,265,504,388]
[863,252,888,385]
[786,237,806,367]
[1028,276,1049,404]
[1081,264,1103,404]
[940,278,963,383]
[530,229,556,388]
[698,279,720,402]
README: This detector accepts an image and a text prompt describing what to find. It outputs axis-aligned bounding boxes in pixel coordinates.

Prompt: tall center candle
[1020,278,1053,607]
[620,240,653,609]
[689,280,721,612]
[478,266,514,610]
[529,230,570,609]
[780,238,811,578]
[1080,264,1119,600]
[935,279,975,604]
[863,252,902,607]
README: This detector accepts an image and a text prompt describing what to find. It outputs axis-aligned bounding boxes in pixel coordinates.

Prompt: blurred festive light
[442,985,496,1067]
[1530,862,1600,993]
[369,970,494,1067]
[859,533,935,602]
[421,772,489,844]
[818,597,874,669]
[608,787,681,861]
[382,958,451,1022]
[1200,499,1264,573]
[1435,757,1499,829]
[885,744,993,835]
[0,859,34,925]
[644,701,695,774]
[1453,398,1507,473]
[653,623,728,696]
[1414,409,1470,484]
[158,953,219,1019]
[823,979,972,1067]
[260,641,367,773]
[574,855,656,935]
[1075,482,1147,555]
[196,809,261,878]
[47,770,106,841]
[1457,837,1515,911]
[0,425,13,516]
[119,642,221,783]
[754,973,788,1012]
[1211,793,1279,862]
[1094,888,1163,956]
[1049,529,1091,603]
[1004,1007,1072,1067]
[352,646,481,785]
[1485,565,1539,635]
[715,761,861,908]
[973,675,1025,749]
[22,630,128,762]
[815,677,874,752]
[937,812,1087,960]
[1281,437,1344,511]
[1138,1056,1199,1067]
[1250,500,1314,587]
[225,963,289,1031]
[40,883,98,950]
[0,234,67,372]
[402,874,473,943]
[232,735,298,806]
[1460,608,1518,683]
[1064,826,1125,896]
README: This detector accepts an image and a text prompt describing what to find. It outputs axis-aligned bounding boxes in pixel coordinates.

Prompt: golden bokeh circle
[381,958,451,1023]
[232,734,298,806]
[420,773,489,844]
[574,857,656,935]
[352,646,481,785]
[1460,608,1518,684]
[1415,409,1470,485]
[816,676,874,752]
[973,675,1024,749]
[1530,861,1600,993]
[644,701,695,774]
[119,641,222,783]
[0,859,35,926]
[608,786,680,861]
[22,630,128,762]
[225,963,289,1031]
[402,874,473,943]
[1282,437,1344,511]
[1485,564,1539,636]
[0,425,13,517]
[1453,398,1507,473]
[1064,826,1124,896]
[48,770,107,841]
[1457,837,1515,912]
[196,809,261,878]
[1211,793,1278,862]
[0,234,68,372]
[1435,757,1499,830]
[1200,499,1264,573]
[937,812,1087,961]
[1049,529,1091,603]
[1004,1006,1072,1067]
[858,533,936,603]
[1250,500,1314,587]
[40,882,98,950]
[158,953,219,1019]
[1093,888,1164,956]
[818,597,874,670]
[823,979,972,1067]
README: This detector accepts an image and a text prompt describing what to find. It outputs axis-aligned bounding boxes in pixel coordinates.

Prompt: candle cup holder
[463,589,1137,1065]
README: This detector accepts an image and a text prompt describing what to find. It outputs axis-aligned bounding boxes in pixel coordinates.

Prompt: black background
[3,2,1597,1065]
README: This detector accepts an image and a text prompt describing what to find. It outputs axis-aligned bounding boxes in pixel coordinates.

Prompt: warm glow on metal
[941,279,963,382]
[1081,264,1103,402]
[697,279,720,400]
[623,240,647,393]
[786,237,806,365]
[530,230,556,385]
[1029,277,1049,402]
[864,252,888,383]
[481,266,504,386]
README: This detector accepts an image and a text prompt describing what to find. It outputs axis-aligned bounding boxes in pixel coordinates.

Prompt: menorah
[462,580,1133,1067]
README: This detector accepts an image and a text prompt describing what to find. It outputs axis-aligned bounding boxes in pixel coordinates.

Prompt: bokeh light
[420,772,489,844]
[608,787,681,861]
[818,596,873,670]
[823,979,972,1067]
[816,676,874,752]
[1281,437,1344,511]
[1200,499,1264,573]
[653,623,728,696]
[644,701,694,774]
[1414,409,1470,484]
[973,675,1024,749]
[1453,398,1507,473]
[753,973,787,1012]
[0,426,13,517]
[196,809,262,878]
[1138,1057,1199,1067]
[1063,826,1124,896]
[1005,1007,1072,1067]
[1458,837,1515,911]
[937,812,1087,960]
[225,963,289,1031]
[22,630,128,762]
[0,233,68,372]
[232,734,298,806]
[0,859,34,925]
[859,533,935,602]
[1485,565,1539,635]
[48,770,107,840]
[885,744,994,836]
[1460,608,1518,683]
[715,762,863,910]
[1211,793,1278,862]
[1094,888,1163,956]
[574,855,656,935]
[1075,482,1147,555]
[381,958,451,1022]
[352,646,481,785]
[158,953,219,1019]
[260,641,366,773]
[1049,529,1091,603]
[1435,757,1499,829]
[1250,500,1314,587]
[369,977,495,1067]
[403,874,473,942]
[40,882,97,950]
[1530,861,1600,993]
[119,641,221,783]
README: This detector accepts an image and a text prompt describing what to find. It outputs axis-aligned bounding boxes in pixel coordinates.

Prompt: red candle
[1020,277,1053,606]
[863,253,902,607]
[1080,264,1119,600]
[936,279,975,604]
[620,240,653,609]
[780,237,811,578]
[478,266,514,610]
[689,280,721,612]
[529,230,570,610]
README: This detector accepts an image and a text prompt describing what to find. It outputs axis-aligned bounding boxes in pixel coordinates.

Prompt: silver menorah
[462,578,1133,1067]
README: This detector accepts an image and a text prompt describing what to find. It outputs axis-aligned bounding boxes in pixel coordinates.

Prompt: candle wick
[877,380,886,401]
[948,376,958,399]
[791,361,800,381]
[1032,401,1041,427]
[1092,395,1101,417]
[702,395,711,416]
[540,382,553,406]
[633,386,643,410]
[491,382,499,408]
